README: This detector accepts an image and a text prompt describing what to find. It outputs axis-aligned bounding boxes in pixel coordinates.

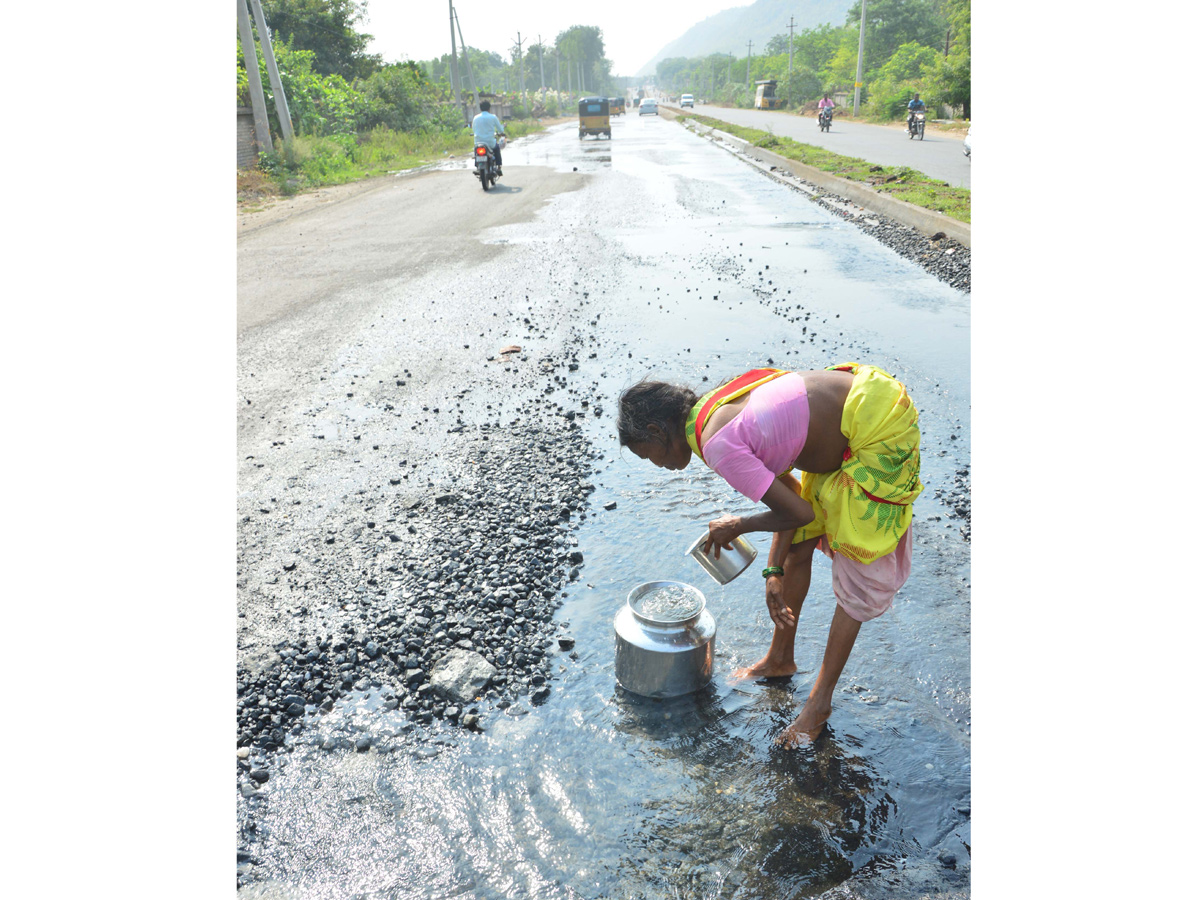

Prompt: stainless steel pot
[614,581,716,698]
[686,532,758,584]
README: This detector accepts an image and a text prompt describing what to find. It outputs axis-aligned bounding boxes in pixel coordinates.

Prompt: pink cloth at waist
[703,372,810,502]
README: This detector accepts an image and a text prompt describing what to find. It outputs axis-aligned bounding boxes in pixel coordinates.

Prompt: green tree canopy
[554,25,613,93]
[261,0,381,80]
[844,0,946,75]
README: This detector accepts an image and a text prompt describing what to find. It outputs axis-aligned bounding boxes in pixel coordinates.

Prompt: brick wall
[237,107,258,169]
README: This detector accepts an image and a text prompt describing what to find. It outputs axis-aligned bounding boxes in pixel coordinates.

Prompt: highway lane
[669,101,971,189]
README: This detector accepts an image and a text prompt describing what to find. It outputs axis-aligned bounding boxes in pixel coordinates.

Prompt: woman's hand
[765,574,796,630]
[703,515,742,558]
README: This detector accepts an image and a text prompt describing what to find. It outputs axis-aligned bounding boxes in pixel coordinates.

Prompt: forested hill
[637,0,854,76]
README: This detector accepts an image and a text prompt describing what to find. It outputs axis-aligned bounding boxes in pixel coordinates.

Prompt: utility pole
[248,0,293,141]
[513,32,525,102]
[453,5,479,118]
[566,57,572,95]
[236,0,273,153]
[448,1,465,125]
[537,34,546,89]
[787,15,795,107]
[556,50,562,100]
[746,41,752,88]
[788,16,795,78]
[727,52,732,85]
[578,60,584,94]
[854,0,867,116]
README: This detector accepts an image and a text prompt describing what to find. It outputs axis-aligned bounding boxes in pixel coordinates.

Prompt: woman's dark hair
[617,380,698,447]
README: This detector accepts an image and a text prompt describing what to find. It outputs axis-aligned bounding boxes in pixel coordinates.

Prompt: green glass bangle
[762,566,784,579]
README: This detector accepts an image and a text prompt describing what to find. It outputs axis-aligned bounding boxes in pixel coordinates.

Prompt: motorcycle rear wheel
[481,168,490,191]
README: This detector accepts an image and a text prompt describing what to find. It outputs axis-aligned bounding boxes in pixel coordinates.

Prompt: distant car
[680,94,694,108]
[963,124,971,158]
[639,97,659,115]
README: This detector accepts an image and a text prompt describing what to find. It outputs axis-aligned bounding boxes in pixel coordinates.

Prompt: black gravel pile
[933,463,971,541]
[236,418,596,753]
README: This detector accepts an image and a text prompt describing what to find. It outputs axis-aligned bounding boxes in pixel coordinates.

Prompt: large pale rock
[428,649,497,704]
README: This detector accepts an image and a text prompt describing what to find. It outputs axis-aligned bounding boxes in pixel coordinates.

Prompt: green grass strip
[678,112,970,224]
[257,120,549,195]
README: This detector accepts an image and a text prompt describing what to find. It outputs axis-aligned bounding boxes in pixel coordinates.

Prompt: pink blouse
[702,372,810,502]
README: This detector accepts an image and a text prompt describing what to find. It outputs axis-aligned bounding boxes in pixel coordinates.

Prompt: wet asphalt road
[673,103,971,189]
[237,113,970,899]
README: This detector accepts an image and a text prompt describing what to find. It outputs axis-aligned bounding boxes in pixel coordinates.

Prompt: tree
[878,41,940,82]
[357,62,429,132]
[554,25,612,93]
[260,0,381,81]
[765,34,790,57]
[792,24,852,81]
[843,0,946,76]
[656,57,690,89]
[930,0,970,116]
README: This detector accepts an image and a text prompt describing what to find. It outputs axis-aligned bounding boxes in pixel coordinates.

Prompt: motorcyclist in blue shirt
[471,100,506,176]
[906,93,926,130]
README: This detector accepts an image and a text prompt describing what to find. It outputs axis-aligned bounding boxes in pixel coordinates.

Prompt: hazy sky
[362,0,754,76]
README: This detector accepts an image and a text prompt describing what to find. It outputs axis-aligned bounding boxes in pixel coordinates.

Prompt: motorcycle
[907,110,926,141]
[474,135,505,191]
[818,107,833,132]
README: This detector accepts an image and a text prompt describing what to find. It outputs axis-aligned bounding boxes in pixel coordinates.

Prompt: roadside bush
[355,63,427,132]
[238,39,363,136]
[259,133,357,192]
[865,42,940,120]
[864,81,914,120]
[780,67,822,106]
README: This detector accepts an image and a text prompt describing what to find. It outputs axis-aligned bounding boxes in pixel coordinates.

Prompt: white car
[639,98,659,115]
[680,94,694,108]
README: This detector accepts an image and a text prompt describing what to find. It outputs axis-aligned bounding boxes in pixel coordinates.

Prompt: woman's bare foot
[775,698,832,748]
[733,656,797,679]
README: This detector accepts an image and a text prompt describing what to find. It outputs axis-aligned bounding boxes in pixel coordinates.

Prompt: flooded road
[237,111,970,899]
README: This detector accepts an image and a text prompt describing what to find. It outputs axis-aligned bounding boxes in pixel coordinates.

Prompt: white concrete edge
[661,107,970,248]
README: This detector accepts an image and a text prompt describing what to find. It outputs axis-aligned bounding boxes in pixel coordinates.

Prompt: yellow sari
[686,363,923,565]
[791,363,922,563]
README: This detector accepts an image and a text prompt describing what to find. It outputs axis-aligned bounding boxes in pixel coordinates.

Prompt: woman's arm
[705,473,814,555]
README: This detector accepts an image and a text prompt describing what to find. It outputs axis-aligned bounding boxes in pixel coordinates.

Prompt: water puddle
[240,117,969,899]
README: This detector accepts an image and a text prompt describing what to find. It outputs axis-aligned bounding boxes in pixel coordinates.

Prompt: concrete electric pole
[513,33,525,100]
[237,0,273,153]
[448,1,465,125]
[788,16,795,79]
[248,0,293,141]
[854,1,867,116]
[746,41,752,88]
[537,35,545,89]
[453,5,479,118]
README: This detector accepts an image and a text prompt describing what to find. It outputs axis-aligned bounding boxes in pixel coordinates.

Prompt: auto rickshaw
[579,96,611,140]
[609,97,625,116]
[754,80,785,110]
